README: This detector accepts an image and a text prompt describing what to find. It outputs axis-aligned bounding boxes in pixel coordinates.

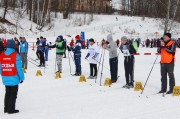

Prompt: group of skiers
[0,32,177,114]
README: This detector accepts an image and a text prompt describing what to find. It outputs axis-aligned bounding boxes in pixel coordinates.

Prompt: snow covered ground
[0,46,180,119]
[1,8,180,40]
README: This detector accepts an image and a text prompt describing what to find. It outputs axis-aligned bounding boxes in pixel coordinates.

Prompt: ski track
[0,47,180,119]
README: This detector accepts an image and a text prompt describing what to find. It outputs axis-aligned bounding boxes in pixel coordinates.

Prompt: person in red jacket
[69,39,74,48]
[82,40,85,49]
[2,38,7,49]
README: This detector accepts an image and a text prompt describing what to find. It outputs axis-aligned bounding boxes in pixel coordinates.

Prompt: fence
[0,19,135,39]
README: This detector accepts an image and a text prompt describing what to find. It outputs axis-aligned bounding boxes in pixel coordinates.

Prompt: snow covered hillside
[0,47,180,119]
[1,8,180,41]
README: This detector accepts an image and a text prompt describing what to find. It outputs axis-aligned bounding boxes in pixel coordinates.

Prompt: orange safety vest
[160,40,176,63]
[0,52,17,76]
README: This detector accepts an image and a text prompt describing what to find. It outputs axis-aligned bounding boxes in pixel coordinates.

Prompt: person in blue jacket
[0,39,25,114]
[37,36,45,67]
[20,37,28,69]
[67,35,82,76]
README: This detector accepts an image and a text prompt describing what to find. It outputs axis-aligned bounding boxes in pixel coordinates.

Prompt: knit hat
[89,38,95,43]
[6,39,16,49]
[75,35,80,40]
[164,33,171,38]
[121,36,127,41]
[57,35,63,40]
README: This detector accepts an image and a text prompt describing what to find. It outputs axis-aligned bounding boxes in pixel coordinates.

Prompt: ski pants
[20,53,27,69]
[4,85,18,112]
[90,63,97,77]
[45,48,49,61]
[160,62,175,92]
[56,54,63,72]
[74,54,81,74]
[109,57,118,82]
[124,56,134,85]
[36,50,40,59]
[38,50,45,65]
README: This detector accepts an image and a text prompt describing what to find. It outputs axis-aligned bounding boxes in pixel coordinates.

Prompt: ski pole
[55,54,57,73]
[94,59,110,71]
[100,49,105,86]
[141,55,159,94]
[68,51,72,75]
[95,48,103,83]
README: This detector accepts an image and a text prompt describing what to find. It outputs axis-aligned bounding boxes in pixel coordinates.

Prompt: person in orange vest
[157,33,176,94]
[0,39,25,114]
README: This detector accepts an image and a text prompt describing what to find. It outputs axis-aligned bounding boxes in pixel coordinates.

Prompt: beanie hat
[75,35,80,40]
[121,36,127,41]
[57,35,63,40]
[164,33,171,38]
[89,38,95,43]
[22,37,26,40]
[6,39,16,49]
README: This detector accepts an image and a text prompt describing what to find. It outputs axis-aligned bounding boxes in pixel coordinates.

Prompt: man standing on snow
[85,38,99,79]
[157,33,176,94]
[19,37,28,69]
[67,35,82,76]
[49,36,65,73]
[120,36,137,88]
[0,39,25,114]
[37,36,45,67]
[103,34,118,83]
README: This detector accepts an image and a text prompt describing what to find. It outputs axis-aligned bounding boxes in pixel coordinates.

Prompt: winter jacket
[71,40,82,55]
[105,34,117,59]
[157,40,176,63]
[120,42,137,57]
[0,41,4,54]
[49,41,66,55]
[37,41,45,51]
[20,41,28,53]
[86,43,99,64]
[0,48,25,86]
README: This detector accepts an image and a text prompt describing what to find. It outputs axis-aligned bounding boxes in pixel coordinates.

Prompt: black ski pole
[95,48,103,83]
[28,59,41,68]
[141,55,159,94]
[100,49,105,86]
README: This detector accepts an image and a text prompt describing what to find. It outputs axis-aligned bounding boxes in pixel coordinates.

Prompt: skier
[116,39,120,47]
[49,36,65,73]
[14,37,20,53]
[0,39,25,114]
[2,38,7,50]
[86,39,89,49]
[0,38,4,54]
[85,38,99,79]
[69,39,74,48]
[103,34,118,83]
[120,36,137,88]
[150,39,154,48]
[36,38,40,60]
[44,38,49,61]
[157,33,176,94]
[37,36,45,67]
[101,39,105,48]
[67,35,82,76]
[19,37,28,69]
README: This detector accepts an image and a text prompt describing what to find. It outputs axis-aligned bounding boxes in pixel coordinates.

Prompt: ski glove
[67,46,71,51]
[20,80,23,84]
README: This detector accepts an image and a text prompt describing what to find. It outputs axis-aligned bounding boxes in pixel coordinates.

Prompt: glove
[20,80,23,84]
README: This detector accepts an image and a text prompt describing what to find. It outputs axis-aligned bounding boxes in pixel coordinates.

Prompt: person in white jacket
[85,38,99,79]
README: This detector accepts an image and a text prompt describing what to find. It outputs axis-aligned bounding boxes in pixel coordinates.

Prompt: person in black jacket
[49,36,66,73]
[0,39,4,54]
[120,36,137,89]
